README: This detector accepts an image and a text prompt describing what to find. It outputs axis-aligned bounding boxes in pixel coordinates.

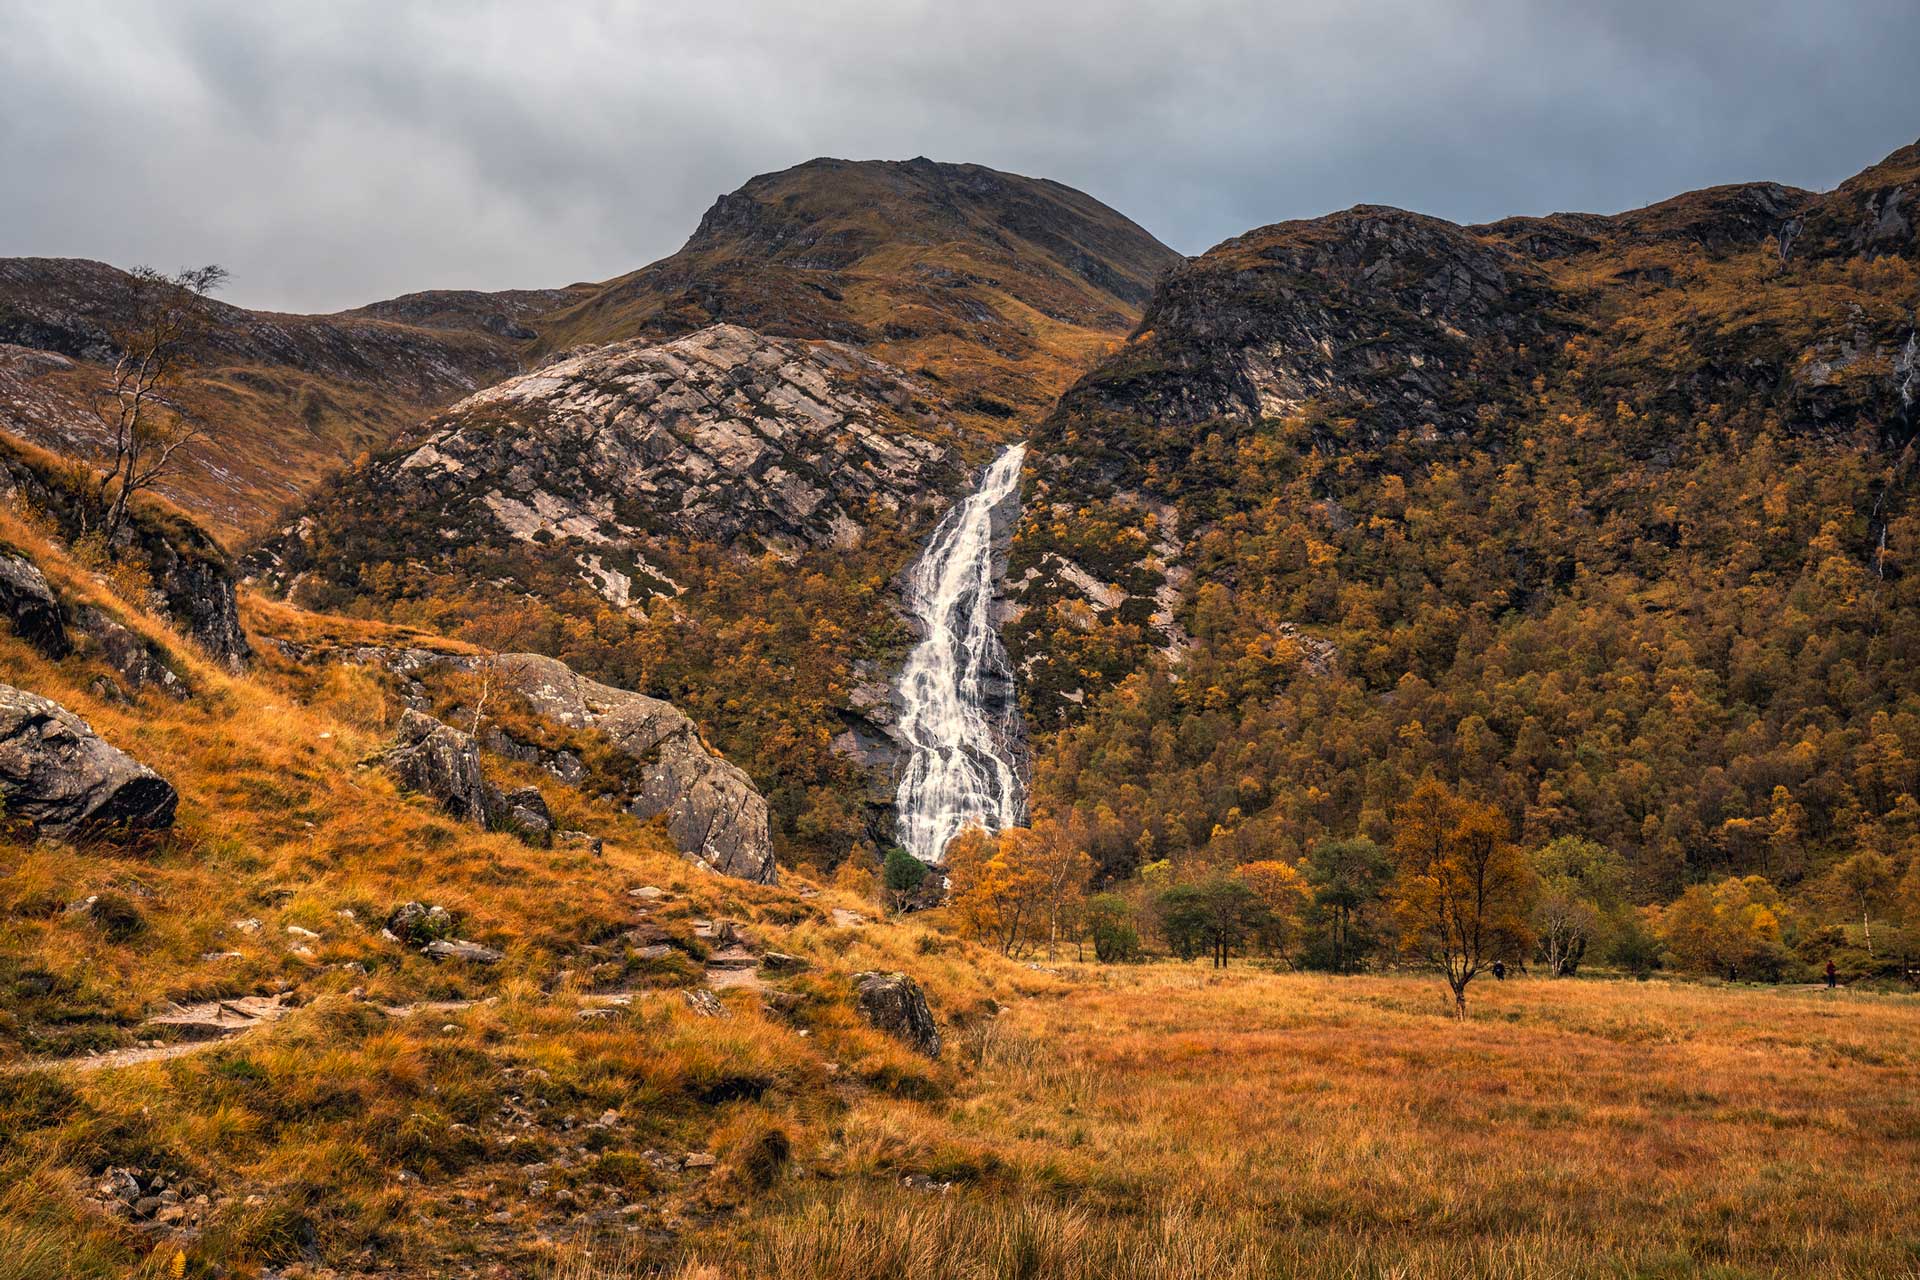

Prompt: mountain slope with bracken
[1011,138,1920,892]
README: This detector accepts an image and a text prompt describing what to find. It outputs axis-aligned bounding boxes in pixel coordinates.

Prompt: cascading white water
[893,443,1028,862]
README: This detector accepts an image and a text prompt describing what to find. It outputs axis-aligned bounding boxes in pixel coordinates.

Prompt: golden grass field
[647,965,1920,1280]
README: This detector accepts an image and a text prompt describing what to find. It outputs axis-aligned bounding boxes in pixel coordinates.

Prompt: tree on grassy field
[1390,780,1536,1017]
[1656,875,1789,979]
[947,825,1046,956]
[1084,892,1141,962]
[1304,836,1390,972]
[1234,859,1311,959]
[882,845,928,913]
[1028,814,1094,961]
[93,264,227,550]
[1530,836,1630,976]
[1829,850,1896,957]
[1157,875,1269,967]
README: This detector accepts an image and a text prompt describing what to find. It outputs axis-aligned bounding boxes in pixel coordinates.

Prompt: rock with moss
[853,970,941,1057]
[0,682,176,836]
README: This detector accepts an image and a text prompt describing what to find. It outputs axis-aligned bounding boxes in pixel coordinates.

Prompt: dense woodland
[1006,183,1920,979]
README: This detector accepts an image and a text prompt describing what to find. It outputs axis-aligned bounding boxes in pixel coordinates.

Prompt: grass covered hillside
[1010,139,1920,914]
[0,479,1060,1278]
[532,157,1184,432]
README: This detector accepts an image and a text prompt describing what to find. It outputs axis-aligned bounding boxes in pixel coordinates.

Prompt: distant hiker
[1492,960,1507,981]
[1825,960,1838,990]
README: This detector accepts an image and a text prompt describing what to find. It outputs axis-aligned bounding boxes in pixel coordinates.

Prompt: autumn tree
[1656,875,1789,979]
[93,264,228,550]
[946,825,1045,956]
[1028,813,1094,961]
[1390,780,1536,1017]
[1234,859,1311,959]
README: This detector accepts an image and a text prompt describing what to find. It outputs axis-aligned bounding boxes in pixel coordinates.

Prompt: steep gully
[892,444,1028,861]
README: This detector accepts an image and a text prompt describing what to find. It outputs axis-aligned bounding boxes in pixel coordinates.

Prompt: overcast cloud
[3,0,1916,313]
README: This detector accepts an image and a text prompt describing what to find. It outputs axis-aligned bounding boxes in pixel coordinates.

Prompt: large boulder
[0,682,176,836]
[0,552,70,659]
[382,709,494,825]
[488,654,776,884]
[853,971,941,1058]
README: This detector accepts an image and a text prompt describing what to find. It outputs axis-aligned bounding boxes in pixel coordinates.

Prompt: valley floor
[660,966,1920,1280]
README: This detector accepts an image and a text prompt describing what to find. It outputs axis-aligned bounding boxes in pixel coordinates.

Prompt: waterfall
[893,443,1028,862]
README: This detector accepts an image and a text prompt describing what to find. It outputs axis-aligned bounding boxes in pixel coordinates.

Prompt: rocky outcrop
[0,682,176,836]
[0,550,70,658]
[246,323,967,610]
[291,641,777,883]
[853,971,941,1057]
[0,435,250,670]
[382,709,496,826]
[482,653,776,883]
[70,605,188,698]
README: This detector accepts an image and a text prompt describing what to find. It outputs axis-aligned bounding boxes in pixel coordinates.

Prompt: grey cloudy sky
[3,0,1917,314]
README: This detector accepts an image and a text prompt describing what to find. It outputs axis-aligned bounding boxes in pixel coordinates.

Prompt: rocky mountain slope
[1,160,1175,542]
[0,257,587,536]
[529,157,1183,429]
[242,323,986,868]
[1012,139,1920,888]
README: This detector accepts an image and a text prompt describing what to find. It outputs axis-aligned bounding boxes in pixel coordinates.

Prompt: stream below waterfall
[892,443,1028,861]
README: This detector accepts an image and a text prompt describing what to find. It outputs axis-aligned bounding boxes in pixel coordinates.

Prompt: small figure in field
[1492,960,1507,981]
[1825,959,1838,990]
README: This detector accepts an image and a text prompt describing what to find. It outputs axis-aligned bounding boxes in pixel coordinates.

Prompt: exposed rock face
[484,653,776,884]
[0,435,250,670]
[382,709,496,826]
[500,785,554,846]
[0,551,70,658]
[0,682,176,835]
[279,640,778,884]
[70,605,187,698]
[247,323,967,607]
[852,971,941,1057]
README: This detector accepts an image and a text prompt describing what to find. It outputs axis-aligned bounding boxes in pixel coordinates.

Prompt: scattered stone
[902,1173,955,1194]
[632,944,674,960]
[557,830,603,856]
[853,971,941,1058]
[423,938,503,964]
[682,988,726,1018]
[285,925,320,939]
[705,946,757,971]
[683,1152,716,1169]
[629,885,665,901]
[760,951,808,973]
[232,917,261,934]
[0,682,176,836]
[830,908,867,928]
[386,901,456,944]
